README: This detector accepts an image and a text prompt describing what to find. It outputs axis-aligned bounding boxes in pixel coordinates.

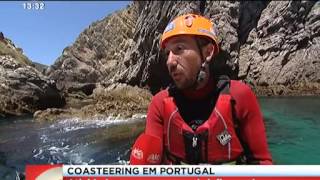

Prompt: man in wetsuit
[132,14,272,165]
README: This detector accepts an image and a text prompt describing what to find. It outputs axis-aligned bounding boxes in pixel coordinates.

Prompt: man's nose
[166,51,178,68]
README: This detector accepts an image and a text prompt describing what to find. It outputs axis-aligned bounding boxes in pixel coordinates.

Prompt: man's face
[164,35,202,90]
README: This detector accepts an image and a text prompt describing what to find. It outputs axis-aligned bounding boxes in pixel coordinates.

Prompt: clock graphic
[23,1,45,10]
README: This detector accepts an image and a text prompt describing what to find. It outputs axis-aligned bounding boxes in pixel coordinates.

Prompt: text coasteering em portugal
[67,167,215,176]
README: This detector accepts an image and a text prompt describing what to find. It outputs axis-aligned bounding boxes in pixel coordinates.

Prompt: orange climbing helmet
[160,13,219,56]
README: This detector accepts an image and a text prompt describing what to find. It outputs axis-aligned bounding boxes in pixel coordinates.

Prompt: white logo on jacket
[147,153,161,164]
[132,148,143,160]
[217,130,232,146]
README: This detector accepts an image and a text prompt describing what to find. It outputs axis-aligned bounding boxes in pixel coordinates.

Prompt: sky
[0,1,131,65]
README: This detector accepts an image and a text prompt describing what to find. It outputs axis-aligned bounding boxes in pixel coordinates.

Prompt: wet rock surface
[34,83,151,121]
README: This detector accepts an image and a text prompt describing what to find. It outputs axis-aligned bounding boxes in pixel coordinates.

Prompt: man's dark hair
[196,36,212,47]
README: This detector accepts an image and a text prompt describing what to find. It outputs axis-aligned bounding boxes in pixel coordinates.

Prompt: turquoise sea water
[259,96,320,164]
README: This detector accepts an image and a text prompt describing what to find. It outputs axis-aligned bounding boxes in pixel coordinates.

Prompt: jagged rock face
[0,33,65,118]
[45,1,319,96]
[239,1,320,95]
[114,1,320,95]
[46,3,139,93]
[0,56,65,117]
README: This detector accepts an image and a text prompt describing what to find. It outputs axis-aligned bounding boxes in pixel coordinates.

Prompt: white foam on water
[50,114,146,133]
[64,126,85,132]
[48,145,70,154]
[40,134,48,143]
[30,114,146,165]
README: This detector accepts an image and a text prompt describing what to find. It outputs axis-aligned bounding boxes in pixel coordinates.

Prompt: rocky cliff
[48,1,319,96]
[114,1,320,96]
[46,3,139,94]
[0,33,65,117]
[239,1,320,95]
[36,2,148,120]
[2,1,319,119]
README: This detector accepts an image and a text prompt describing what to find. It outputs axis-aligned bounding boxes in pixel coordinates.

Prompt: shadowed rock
[0,33,65,118]
[0,56,65,117]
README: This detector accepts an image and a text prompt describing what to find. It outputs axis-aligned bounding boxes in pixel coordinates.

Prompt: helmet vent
[184,15,194,28]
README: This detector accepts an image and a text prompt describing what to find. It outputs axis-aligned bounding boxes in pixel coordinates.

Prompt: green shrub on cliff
[0,40,31,66]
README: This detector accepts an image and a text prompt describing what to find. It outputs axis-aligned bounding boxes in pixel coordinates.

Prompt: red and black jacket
[144,77,273,165]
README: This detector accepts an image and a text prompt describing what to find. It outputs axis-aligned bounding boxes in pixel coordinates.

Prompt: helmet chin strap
[186,38,209,90]
[196,60,208,83]
[186,59,209,90]
[190,58,208,90]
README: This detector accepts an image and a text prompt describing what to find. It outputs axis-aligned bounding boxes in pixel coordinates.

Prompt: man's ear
[203,43,215,62]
